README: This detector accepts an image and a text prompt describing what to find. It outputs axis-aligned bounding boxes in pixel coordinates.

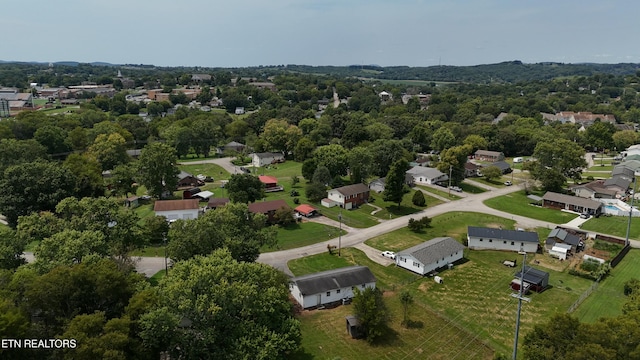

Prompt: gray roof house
[368,174,414,193]
[546,228,581,253]
[467,226,539,253]
[603,176,631,194]
[542,192,602,215]
[396,237,465,275]
[406,166,448,185]
[487,160,512,174]
[289,266,376,309]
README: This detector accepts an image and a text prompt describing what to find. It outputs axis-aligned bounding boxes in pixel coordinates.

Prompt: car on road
[504,181,512,186]
[381,251,396,260]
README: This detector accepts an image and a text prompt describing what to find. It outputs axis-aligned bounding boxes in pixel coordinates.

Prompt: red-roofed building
[295,204,318,217]
[259,175,284,192]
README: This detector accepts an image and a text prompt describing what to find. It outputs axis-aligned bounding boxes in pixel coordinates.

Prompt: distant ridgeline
[1,60,640,85]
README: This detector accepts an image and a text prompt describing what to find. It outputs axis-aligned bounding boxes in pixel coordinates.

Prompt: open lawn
[178,163,230,181]
[484,190,576,224]
[249,161,303,179]
[460,182,487,194]
[130,245,166,257]
[148,270,167,286]
[368,189,438,220]
[574,249,640,322]
[580,215,640,239]
[581,172,610,179]
[261,222,346,252]
[416,185,461,200]
[365,212,516,252]
[471,176,510,188]
[134,203,155,224]
[288,246,591,357]
[587,165,613,171]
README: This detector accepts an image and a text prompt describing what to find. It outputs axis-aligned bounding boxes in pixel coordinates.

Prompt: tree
[0,138,48,174]
[347,146,374,184]
[108,163,138,197]
[137,142,180,198]
[613,130,639,152]
[352,287,389,343]
[411,190,426,207]
[312,165,332,185]
[139,249,301,359]
[261,119,302,154]
[431,127,457,152]
[143,216,170,246]
[0,161,76,227]
[273,206,295,225]
[294,137,316,162]
[33,124,70,155]
[0,227,26,270]
[301,158,318,181]
[463,134,488,153]
[369,139,412,177]
[305,182,327,203]
[584,120,616,151]
[313,144,349,177]
[399,290,414,326]
[225,173,265,203]
[383,159,410,205]
[437,144,472,186]
[88,133,129,171]
[407,216,431,232]
[482,165,503,182]
[34,229,108,273]
[63,153,105,198]
[161,124,193,158]
[531,139,586,189]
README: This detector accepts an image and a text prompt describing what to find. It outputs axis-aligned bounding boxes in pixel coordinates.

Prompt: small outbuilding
[512,266,549,293]
[294,204,318,217]
[345,316,364,339]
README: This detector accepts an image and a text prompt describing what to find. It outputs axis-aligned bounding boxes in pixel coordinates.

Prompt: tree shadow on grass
[401,319,424,329]
[386,205,420,216]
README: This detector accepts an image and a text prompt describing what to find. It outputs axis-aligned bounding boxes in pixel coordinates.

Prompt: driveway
[178,157,239,175]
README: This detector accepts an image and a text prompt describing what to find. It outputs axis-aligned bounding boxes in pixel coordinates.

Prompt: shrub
[412,190,426,207]
[624,279,640,296]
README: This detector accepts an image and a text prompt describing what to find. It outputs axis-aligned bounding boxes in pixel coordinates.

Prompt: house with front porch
[406,166,448,185]
[327,183,370,210]
[542,192,602,215]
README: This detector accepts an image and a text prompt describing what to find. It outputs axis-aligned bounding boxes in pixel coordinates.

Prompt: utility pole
[625,177,637,247]
[512,249,531,360]
[448,165,453,197]
[338,211,342,256]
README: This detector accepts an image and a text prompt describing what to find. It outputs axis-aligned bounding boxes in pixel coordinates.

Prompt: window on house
[504,241,507,244]
[337,289,341,294]
[326,291,330,296]
[362,284,366,288]
[511,241,515,246]
[489,239,493,242]
[352,286,355,290]
[479,238,483,241]
[521,242,524,246]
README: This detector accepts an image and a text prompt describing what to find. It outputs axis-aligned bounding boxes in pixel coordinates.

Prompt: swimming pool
[605,205,623,211]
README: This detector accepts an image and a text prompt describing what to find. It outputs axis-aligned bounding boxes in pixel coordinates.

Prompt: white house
[396,237,465,275]
[251,152,285,167]
[327,183,370,210]
[406,166,448,185]
[467,226,539,253]
[154,199,200,221]
[289,266,377,309]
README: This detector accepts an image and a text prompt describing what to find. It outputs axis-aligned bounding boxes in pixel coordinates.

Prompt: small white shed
[549,243,571,260]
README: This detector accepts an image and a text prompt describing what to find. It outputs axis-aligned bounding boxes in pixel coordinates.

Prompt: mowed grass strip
[580,215,640,239]
[288,248,494,360]
[574,249,640,322]
[262,222,346,252]
[369,189,439,220]
[483,191,575,224]
[365,212,516,252]
[417,185,461,200]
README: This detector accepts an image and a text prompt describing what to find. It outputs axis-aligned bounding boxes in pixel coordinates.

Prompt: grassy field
[148,269,167,286]
[460,182,487,194]
[587,165,613,171]
[574,249,640,322]
[178,163,230,181]
[580,215,640,239]
[484,190,577,224]
[251,161,303,179]
[416,185,461,200]
[262,222,346,252]
[130,245,166,257]
[368,189,439,220]
[288,246,592,358]
[365,212,516,252]
[288,248,494,360]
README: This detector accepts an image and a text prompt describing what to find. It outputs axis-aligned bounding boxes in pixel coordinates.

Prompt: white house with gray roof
[251,152,285,167]
[406,166,448,185]
[467,226,539,253]
[395,237,464,275]
[289,266,376,309]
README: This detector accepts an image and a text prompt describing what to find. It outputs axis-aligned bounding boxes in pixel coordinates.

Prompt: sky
[4,0,640,68]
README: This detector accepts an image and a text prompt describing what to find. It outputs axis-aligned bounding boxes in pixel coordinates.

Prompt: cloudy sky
[4,0,638,67]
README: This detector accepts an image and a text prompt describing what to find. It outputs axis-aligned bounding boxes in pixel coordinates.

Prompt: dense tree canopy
[137,142,180,198]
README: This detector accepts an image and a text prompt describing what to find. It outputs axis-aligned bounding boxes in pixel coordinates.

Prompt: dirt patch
[418,281,432,293]
[585,248,611,261]
[383,291,396,297]
[530,256,567,272]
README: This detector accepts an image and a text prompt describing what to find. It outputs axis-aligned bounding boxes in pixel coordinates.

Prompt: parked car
[579,213,590,219]
[504,181,512,186]
[449,186,462,192]
[381,251,396,259]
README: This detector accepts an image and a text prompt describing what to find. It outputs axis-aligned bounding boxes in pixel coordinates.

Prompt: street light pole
[512,249,531,360]
[338,211,342,257]
[163,236,168,276]
[625,177,637,247]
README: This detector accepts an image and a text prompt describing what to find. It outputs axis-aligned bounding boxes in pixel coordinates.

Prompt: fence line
[567,276,601,313]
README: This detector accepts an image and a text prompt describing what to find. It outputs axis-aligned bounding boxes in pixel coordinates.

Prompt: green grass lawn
[148,270,167,286]
[178,163,230,181]
[416,185,461,200]
[133,203,155,225]
[130,245,167,257]
[574,249,640,322]
[288,246,591,357]
[581,172,610,179]
[580,215,640,239]
[484,190,576,224]
[368,189,439,220]
[588,165,613,171]
[261,222,346,252]
[460,182,487,194]
[472,176,510,188]
[251,161,303,179]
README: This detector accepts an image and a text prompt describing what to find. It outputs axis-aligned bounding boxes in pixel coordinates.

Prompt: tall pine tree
[383,159,410,206]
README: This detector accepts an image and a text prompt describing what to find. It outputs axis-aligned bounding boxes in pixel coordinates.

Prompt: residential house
[406,166,448,185]
[395,237,465,275]
[289,266,377,309]
[603,176,632,194]
[546,228,581,254]
[251,152,285,167]
[570,180,618,200]
[464,162,480,178]
[177,171,204,188]
[467,226,539,253]
[191,74,212,83]
[485,160,512,174]
[542,192,602,215]
[223,141,246,153]
[378,91,392,101]
[206,197,229,210]
[616,160,640,176]
[474,150,505,162]
[123,196,139,208]
[294,204,318,217]
[259,175,284,192]
[555,111,616,130]
[192,190,214,202]
[248,199,290,223]
[248,82,277,92]
[512,266,549,293]
[327,183,370,210]
[492,112,509,125]
[611,166,635,181]
[154,199,200,221]
[368,174,414,193]
[235,107,245,115]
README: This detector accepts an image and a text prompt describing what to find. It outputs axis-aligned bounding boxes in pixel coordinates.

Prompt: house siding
[290,282,376,309]
[396,252,463,276]
[327,190,369,209]
[252,153,284,167]
[468,237,538,253]
[155,208,199,221]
